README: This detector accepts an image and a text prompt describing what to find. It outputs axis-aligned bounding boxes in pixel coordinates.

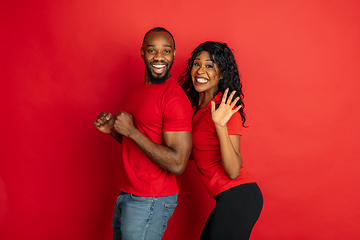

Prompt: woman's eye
[194,63,200,66]
[206,65,213,68]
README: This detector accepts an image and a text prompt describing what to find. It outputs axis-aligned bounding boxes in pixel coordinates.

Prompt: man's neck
[145,74,172,85]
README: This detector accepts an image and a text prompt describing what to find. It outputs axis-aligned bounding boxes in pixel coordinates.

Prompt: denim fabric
[112,191,178,240]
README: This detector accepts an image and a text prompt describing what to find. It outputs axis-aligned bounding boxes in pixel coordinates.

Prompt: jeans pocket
[129,194,154,203]
[162,203,177,234]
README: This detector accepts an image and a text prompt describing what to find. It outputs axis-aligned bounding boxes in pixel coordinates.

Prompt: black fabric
[200,183,263,240]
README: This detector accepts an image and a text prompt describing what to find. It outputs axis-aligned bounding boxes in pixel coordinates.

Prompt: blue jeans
[112,191,178,240]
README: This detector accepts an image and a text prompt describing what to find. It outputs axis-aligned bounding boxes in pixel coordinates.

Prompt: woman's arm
[211,89,243,179]
[215,126,242,179]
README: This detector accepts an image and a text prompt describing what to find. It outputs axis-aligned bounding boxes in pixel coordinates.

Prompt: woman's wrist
[215,124,228,133]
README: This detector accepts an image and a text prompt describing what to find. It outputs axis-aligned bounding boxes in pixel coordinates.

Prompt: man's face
[141,31,176,84]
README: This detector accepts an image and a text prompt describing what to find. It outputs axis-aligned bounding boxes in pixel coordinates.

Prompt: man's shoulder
[163,77,187,95]
[127,80,145,94]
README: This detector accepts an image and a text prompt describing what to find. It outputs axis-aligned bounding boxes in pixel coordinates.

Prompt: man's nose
[154,52,165,61]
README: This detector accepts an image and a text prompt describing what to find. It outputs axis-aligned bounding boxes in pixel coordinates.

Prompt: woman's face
[191,51,221,95]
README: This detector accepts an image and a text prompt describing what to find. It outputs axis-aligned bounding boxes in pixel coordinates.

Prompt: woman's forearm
[216,125,242,179]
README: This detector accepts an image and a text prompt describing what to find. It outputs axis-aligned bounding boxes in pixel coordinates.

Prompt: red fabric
[118,76,193,197]
[192,92,255,198]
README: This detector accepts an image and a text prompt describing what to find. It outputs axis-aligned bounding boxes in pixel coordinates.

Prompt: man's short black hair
[142,27,175,49]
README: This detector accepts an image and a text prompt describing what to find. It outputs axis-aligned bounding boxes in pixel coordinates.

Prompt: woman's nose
[196,65,205,74]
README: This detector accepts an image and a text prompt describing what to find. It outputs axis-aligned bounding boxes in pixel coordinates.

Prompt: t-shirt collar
[198,92,223,112]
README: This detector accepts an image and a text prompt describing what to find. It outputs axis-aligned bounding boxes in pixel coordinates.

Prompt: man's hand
[94,112,115,134]
[114,111,135,137]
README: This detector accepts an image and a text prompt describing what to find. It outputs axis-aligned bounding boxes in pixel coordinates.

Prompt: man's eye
[148,49,155,53]
[164,50,170,54]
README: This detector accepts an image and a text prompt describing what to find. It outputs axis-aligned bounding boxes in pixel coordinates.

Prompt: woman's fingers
[233,104,242,113]
[222,88,229,104]
[227,90,236,104]
[231,96,240,108]
[219,89,241,112]
[211,101,216,112]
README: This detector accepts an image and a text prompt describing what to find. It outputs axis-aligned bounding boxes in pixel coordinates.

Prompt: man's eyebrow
[146,44,172,47]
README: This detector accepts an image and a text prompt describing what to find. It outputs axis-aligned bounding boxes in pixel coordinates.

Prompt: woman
[180,41,263,240]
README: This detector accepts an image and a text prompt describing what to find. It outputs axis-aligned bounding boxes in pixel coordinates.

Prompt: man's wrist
[110,128,117,136]
[126,127,137,139]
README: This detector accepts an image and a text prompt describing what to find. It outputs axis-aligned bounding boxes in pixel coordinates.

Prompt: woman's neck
[198,91,216,109]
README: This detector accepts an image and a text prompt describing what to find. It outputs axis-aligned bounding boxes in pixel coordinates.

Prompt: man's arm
[114,111,192,175]
[130,130,192,175]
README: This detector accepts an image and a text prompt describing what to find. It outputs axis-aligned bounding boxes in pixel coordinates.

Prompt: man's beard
[145,60,173,84]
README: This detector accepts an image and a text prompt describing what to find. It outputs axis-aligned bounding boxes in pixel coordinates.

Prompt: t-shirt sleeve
[227,111,242,135]
[163,95,193,132]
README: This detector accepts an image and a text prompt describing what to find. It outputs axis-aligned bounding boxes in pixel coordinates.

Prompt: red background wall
[1,0,360,239]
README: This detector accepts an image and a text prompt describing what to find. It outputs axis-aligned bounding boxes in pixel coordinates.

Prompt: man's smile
[151,62,167,74]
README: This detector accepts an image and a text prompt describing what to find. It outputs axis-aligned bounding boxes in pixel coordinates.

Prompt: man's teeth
[196,77,208,83]
[153,65,165,69]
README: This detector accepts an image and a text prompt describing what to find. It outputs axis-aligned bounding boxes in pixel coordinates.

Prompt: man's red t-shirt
[192,92,255,198]
[118,76,192,197]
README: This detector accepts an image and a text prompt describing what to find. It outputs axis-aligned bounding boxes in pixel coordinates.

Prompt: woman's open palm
[211,89,242,127]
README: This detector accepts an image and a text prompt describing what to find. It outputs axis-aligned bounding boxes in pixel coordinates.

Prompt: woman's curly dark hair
[180,41,246,127]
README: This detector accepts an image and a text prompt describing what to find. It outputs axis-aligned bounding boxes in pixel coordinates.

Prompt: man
[94,27,193,240]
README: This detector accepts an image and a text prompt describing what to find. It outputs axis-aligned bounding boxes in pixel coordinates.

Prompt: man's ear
[173,49,176,59]
[141,47,144,59]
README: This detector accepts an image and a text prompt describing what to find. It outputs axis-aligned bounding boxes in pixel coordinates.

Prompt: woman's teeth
[196,77,208,83]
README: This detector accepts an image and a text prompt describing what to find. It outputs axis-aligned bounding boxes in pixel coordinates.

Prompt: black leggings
[200,183,263,240]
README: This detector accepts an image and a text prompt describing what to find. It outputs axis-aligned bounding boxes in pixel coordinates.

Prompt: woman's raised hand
[211,88,242,127]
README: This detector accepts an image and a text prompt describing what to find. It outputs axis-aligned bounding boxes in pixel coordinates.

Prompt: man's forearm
[111,131,123,144]
[126,128,190,175]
